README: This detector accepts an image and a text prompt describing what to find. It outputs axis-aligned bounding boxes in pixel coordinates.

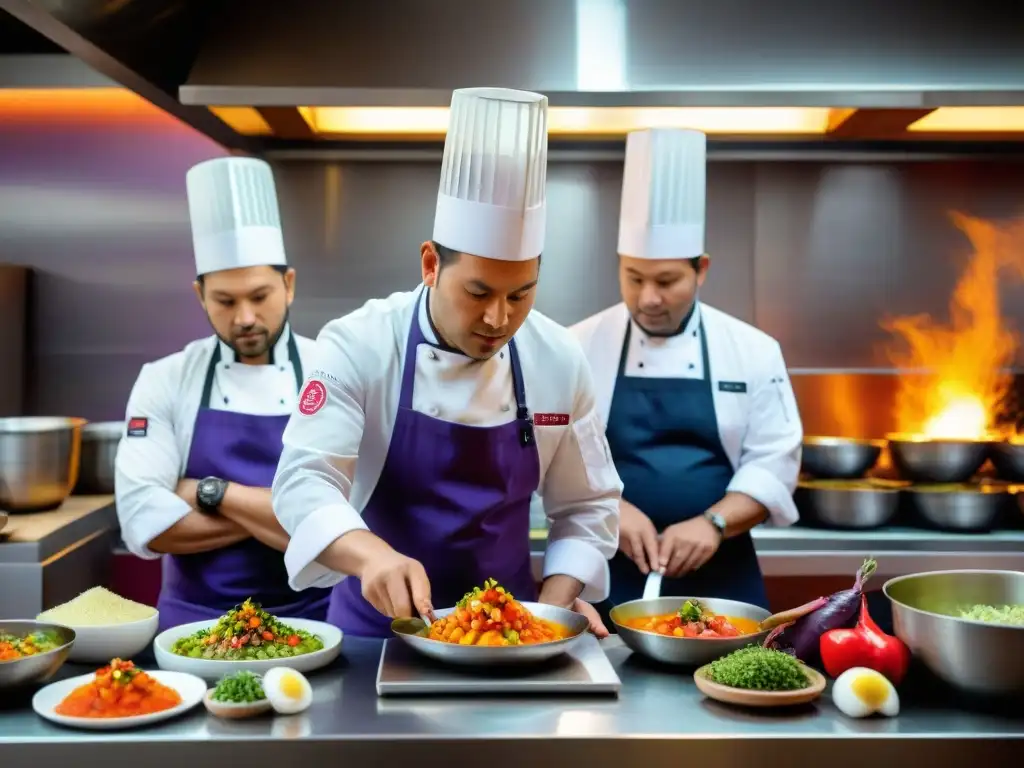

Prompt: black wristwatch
[703,511,727,539]
[196,477,228,514]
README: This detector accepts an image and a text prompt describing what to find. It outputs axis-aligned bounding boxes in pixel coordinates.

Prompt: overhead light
[0,88,167,126]
[907,107,1024,133]
[208,106,273,135]
[293,106,832,138]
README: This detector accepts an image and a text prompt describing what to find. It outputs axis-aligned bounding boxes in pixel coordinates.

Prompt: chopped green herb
[708,645,810,691]
[211,670,266,703]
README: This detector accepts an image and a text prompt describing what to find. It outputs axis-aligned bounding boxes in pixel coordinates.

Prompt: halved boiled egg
[831,666,900,718]
[262,667,312,715]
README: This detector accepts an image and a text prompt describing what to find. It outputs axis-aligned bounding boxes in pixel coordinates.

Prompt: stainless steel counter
[1,637,1021,767]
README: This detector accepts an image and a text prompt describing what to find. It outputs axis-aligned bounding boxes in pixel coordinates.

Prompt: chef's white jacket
[114,326,317,558]
[570,301,802,526]
[272,286,623,603]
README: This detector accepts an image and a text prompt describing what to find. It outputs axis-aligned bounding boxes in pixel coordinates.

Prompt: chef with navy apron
[114,157,330,630]
[570,128,803,620]
[271,87,622,638]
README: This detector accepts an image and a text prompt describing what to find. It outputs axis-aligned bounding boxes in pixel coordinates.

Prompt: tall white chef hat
[186,157,287,276]
[617,127,707,260]
[432,87,549,262]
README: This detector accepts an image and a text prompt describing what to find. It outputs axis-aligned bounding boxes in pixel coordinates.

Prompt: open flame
[882,213,1023,441]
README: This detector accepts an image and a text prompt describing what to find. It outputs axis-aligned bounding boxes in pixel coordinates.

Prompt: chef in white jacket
[115,157,330,630]
[571,128,802,615]
[272,87,622,638]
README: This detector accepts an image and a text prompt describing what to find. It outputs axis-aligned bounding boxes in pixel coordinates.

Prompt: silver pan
[391,601,589,666]
[610,572,771,666]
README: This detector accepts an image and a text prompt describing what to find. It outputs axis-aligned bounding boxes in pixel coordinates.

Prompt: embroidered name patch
[534,413,570,427]
[718,381,748,393]
[298,380,327,415]
[126,417,148,437]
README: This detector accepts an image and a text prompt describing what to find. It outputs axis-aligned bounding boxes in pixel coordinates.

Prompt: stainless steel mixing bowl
[609,572,770,666]
[888,437,991,484]
[0,417,87,512]
[801,437,885,479]
[74,420,122,495]
[990,441,1024,483]
[0,620,76,689]
[884,570,1024,695]
[907,484,1009,532]
[391,601,589,665]
[795,479,904,529]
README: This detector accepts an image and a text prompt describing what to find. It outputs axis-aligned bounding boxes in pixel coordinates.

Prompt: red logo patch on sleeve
[298,380,327,416]
[533,413,570,427]
[126,417,148,437]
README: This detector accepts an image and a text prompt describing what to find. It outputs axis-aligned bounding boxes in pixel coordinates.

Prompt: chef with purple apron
[114,157,330,630]
[271,87,622,637]
[570,129,803,624]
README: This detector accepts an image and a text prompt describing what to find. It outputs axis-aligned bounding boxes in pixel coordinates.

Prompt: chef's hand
[658,516,721,578]
[619,500,661,575]
[359,549,434,620]
[573,599,610,639]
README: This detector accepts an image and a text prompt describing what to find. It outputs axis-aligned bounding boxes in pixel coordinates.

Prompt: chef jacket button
[638,361,644,368]
[689,363,695,370]
[279,366,285,372]
[502,403,511,412]
[428,405,440,416]
[500,351,505,359]
[693,331,698,337]
[428,350,438,361]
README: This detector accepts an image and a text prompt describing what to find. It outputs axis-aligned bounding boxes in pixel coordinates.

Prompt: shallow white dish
[32,669,205,730]
[62,614,160,664]
[153,619,342,681]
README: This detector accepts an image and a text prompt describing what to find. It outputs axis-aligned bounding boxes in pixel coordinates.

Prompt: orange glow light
[0,88,180,129]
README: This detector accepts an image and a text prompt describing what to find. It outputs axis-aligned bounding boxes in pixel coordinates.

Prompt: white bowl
[153,618,342,682]
[64,613,160,664]
[32,669,205,730]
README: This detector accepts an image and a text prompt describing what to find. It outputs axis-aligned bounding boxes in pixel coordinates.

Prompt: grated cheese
[37,587,156,626]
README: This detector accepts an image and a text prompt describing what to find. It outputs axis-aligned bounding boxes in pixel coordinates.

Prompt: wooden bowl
[693,663,826,707]
[203,689,272,719]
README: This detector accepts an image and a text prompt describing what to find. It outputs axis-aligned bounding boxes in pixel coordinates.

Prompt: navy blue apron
[599,316,768,625]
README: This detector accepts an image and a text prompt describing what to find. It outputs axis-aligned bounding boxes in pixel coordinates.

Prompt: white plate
[32,669,205,730]
[153,618,342,681]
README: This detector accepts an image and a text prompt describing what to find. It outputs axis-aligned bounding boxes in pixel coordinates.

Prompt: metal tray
[375,633,621,696]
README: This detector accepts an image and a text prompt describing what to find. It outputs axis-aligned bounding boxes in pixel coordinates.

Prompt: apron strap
[199,331,304,410]
[400,289,534,447]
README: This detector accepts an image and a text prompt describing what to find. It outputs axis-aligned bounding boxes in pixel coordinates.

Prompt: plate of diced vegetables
[153,599,342,681]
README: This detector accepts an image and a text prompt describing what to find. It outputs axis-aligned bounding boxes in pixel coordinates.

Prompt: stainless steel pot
[801,436,885,479]
[907,484,1009,532]
[74,420,122,495]
[0,620,76,689]
[888,437,990,483]
[884,570,1024,695]
[990,441,1024,483]
[795,479,904,529]
[0,417,87,512]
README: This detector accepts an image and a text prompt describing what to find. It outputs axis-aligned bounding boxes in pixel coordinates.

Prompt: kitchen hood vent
[3,0,1024,151]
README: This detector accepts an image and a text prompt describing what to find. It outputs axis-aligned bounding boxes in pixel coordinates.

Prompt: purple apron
[327,290,541,637]
[157,333,331,630]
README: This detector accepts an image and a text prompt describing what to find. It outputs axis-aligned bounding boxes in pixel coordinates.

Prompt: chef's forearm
[708,491,769,538]
[537,574,584,609]
[315,529,393,578]
[148,511,250,555]
[218,484,291,553]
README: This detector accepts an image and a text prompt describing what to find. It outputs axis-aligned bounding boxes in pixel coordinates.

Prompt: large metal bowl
[391,601,589,666]
[609,572,770,667]
[795,479,905,529]
[990,440,1024,483]
[0,417,87,512]
[907,484,1009,532]
[74,420,122,495]
[0,620,76,689]
[884,570,1024,695]
[801,437,885,479]
[887,436,991,484]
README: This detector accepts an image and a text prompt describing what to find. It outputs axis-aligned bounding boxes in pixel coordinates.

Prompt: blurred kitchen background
[2,0,1024,618]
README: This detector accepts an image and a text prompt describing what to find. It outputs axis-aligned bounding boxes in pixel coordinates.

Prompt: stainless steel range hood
[3,0,1024,150]
[181,0,1024,110]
